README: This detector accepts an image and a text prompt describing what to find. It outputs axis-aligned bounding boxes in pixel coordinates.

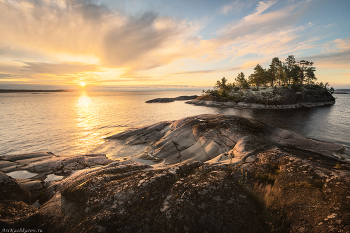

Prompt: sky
[0,0,350,90]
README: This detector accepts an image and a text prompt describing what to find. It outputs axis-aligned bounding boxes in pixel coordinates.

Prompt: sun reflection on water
[74,91,104,154]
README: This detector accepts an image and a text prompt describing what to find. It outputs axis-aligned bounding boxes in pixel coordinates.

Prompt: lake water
[1,90,349,157]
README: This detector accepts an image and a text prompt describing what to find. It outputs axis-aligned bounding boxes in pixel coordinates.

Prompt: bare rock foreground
[1,114,349,232]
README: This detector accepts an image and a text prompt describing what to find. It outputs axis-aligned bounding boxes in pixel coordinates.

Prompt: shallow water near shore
[0,90,349,158]
[6,170,37,179]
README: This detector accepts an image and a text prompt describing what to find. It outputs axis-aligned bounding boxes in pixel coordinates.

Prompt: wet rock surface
[1,115,350,232]
[146,95,198,103]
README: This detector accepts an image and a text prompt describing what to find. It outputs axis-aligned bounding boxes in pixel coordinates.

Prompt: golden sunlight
[80,82,86,87]
[74,91,104,153]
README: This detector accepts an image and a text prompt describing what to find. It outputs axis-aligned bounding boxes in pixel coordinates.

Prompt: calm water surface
[1,91,349,157]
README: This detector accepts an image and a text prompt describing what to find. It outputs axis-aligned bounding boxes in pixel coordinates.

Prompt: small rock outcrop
[146,95,198,103]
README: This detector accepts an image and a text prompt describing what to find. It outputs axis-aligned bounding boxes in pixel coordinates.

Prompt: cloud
[169,66,242,75]
[102,12,179,67]
[21,62,98,75]
[221,0,241,15]
[325,23,336,28]
[99,75,163,82]
[217,1,307,41]
[0,0,346,87]
[93,84,201,91]
[206,0,326,70]
[306,50,350,69]
[333,38,350,51]
[0,73,13,79]
[0,0,117,65]
[0,0,204,79]
[329,73,350,76]
[305,38,350,69]
[250,0,278,16]
[169,69,219,75]
[74,0,112,21]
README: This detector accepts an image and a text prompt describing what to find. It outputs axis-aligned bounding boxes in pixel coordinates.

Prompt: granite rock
[0,171,31,204]
[108,114,345,164]
[0,200,39,228]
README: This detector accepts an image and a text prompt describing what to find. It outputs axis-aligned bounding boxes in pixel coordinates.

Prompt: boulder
[0,171,31,204]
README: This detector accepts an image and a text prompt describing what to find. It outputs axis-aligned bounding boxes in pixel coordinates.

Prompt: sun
[80,82,86,87]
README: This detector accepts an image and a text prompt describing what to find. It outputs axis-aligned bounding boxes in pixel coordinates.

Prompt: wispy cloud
[0,73,13,79]
[306,38,350,69]
[217,1,306,41]
[169,66,242,75]
[21,62,98,75]
[169,69,219,75]
[325,23,337,28]
[221,0,241,15]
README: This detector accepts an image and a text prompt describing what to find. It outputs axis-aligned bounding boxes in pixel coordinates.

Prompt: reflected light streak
[74,91,104,154]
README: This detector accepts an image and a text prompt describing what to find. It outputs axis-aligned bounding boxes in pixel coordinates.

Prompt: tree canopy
[244,55,317,87]
[203,55,332,99]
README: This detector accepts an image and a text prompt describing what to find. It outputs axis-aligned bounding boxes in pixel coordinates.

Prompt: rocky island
[186,55,336,109]
[146,95,198,103]
[187,85,335,109]
[1,114,349,232]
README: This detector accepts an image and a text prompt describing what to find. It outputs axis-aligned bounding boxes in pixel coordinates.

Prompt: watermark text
[2,228,43,233]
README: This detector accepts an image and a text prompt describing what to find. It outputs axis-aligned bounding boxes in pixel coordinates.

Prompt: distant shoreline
[0,89,71,93]
[334,89,350,94]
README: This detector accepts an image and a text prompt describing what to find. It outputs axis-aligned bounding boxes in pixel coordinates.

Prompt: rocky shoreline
[186,99,336,109]
[1,115,349,232]
[146,95,198,103]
